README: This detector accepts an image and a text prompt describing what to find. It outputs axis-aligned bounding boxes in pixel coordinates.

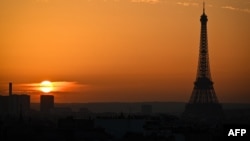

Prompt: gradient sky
[0,0,249,103]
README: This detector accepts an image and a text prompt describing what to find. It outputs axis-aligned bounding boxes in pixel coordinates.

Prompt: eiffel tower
[183,3,223,120]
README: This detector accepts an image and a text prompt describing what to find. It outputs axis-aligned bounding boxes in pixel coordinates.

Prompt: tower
[183,3,223,120]
[9,82,12,96]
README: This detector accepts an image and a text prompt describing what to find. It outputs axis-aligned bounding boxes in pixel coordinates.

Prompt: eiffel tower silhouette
[183,3,223,120]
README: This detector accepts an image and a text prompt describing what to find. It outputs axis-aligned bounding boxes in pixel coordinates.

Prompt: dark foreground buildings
[0,82,30,117]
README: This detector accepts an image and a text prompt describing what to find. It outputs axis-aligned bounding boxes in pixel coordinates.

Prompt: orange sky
[0,0,249,103]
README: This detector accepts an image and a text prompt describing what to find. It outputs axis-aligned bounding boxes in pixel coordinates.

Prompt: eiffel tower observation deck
[183,3,223,121]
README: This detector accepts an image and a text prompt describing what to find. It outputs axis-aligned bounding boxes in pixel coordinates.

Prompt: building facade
[40,95,54,113]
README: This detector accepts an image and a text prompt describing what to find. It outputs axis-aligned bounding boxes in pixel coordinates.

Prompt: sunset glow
[40,81,53,93]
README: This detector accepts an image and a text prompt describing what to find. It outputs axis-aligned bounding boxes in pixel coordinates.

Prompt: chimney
[9,82,12,96]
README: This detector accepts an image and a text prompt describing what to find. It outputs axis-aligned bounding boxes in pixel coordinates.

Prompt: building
[9,94,30,116]
[0,83,30,117]
[40,95,54,113]
[0,95,9,116]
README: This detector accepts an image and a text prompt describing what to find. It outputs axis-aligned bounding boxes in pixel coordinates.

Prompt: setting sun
[40,80,53,93]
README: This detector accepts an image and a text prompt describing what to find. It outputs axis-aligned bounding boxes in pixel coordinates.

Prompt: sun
[40,80,53,93]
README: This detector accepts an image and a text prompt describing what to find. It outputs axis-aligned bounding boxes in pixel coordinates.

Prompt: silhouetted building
[183,3,223,120]
[9,94,30,116]
[0,82,30,116]
[40,95,54,113]
[0,95,9,116]
[141,104,152,115]
[9,82,12,96]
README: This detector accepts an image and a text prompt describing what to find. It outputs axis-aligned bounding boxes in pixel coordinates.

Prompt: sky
[0,0,249,103]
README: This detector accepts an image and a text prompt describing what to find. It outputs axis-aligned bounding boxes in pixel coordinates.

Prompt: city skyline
[0,0,250,103]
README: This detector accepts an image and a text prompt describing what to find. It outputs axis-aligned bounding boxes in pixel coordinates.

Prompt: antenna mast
[203,1,205,14]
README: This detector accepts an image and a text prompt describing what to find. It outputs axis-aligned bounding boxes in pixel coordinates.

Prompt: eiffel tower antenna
[203,1,205,14]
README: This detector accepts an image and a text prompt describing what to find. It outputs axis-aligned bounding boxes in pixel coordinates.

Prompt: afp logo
[224,124,250,141]
[228,129,246,136]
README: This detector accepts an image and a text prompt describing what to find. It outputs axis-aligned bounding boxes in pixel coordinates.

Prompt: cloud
[242,9,250,13]
[176,2,199,7]
[222,6,250,14]
[8,81,90,94]
[222,6,236,10]
[52,81,89,92]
